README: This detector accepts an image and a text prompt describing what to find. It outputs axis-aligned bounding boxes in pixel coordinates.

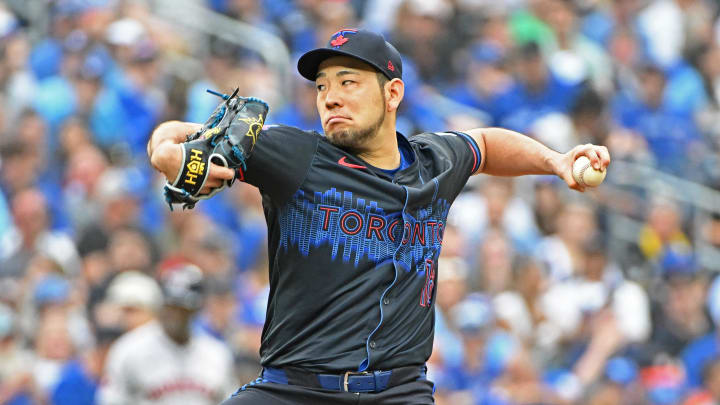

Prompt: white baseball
[572,156,606,187]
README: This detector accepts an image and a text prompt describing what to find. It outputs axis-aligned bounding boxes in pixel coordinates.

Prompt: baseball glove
[163,88,269,210]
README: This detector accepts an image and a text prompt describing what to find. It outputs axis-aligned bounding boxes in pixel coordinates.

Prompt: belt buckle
[343,371,370,392]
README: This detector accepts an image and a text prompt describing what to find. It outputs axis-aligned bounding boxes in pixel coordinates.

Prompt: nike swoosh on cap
[338,156,367,169]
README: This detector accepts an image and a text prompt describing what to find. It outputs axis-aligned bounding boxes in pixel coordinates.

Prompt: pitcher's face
[315,56,387,151]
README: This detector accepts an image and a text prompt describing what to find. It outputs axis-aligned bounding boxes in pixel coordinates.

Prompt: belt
[262,365,426,393]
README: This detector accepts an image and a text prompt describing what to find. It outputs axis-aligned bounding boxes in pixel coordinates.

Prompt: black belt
[261,365,427,393]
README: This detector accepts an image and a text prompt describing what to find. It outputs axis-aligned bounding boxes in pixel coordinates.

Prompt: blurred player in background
[98,265,235,405]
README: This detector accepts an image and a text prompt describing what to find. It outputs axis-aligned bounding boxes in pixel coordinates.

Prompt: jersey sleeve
[241,124,318,204]
[414,131,482,193]
[443,131,482,175]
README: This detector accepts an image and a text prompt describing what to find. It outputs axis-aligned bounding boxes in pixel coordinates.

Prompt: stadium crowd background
[1,0,720,404]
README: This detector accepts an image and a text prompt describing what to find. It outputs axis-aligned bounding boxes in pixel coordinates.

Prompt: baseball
[572,155,606,187]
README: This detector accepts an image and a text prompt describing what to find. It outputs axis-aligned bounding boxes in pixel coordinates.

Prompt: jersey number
[419,259,435,308]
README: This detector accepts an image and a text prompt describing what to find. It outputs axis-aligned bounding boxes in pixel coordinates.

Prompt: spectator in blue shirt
[499,42,582,133]
[51,326,123,405]
[444,42,515,126]
[611,64,704,176]
[91,39,164,158]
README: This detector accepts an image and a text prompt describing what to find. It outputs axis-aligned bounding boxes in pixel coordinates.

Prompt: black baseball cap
[297,29,402,81]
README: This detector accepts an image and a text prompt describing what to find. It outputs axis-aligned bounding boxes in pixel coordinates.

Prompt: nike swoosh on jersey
[338,156,367,169]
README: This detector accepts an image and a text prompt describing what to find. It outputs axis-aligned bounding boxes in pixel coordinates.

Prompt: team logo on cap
[330,36,348,47]
[388,61,395,71]
[329,29,357,48]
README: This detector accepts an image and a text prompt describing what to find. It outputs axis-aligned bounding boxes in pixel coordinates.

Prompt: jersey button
[370,341,377,349]
[383,298,390,305]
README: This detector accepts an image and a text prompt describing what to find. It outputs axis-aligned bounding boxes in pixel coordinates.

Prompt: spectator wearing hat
[33,274,72,311]
[434,293,497,403]
[29,272,94,357]
[648,245,710,361]
[105,270,162,331]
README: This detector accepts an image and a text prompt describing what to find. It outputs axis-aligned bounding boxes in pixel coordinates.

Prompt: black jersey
[241,125,482,373]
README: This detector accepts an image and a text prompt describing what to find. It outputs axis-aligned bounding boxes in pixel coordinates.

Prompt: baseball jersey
[241,125,482,373]
[98,321,236,405]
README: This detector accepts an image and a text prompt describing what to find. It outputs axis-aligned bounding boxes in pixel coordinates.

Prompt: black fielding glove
[163,88,269,210]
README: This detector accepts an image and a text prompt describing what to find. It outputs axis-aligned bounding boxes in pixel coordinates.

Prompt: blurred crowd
[1,0,720,404]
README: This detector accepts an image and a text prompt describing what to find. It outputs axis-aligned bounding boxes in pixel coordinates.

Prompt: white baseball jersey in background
[99,321,236,405]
